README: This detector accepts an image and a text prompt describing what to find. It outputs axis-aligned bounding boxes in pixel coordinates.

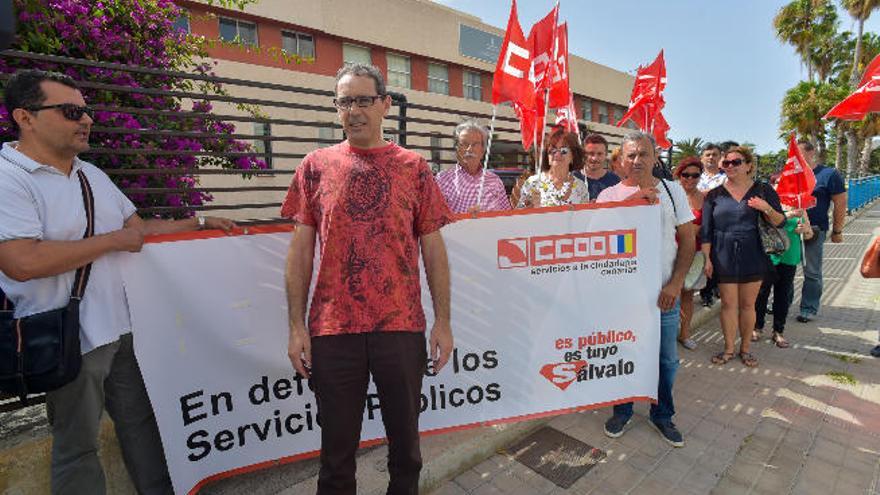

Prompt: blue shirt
[807,165,846,231]
[573,170,621,200]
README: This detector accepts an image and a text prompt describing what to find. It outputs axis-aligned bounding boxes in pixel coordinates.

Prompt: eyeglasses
[721,158,744,168]
[332,95,385,110]
[548,147,570,156]
[25,103,94,121]
[679,172,701,179]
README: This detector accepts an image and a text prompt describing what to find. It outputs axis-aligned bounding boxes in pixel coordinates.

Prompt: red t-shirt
[281,141,453,337]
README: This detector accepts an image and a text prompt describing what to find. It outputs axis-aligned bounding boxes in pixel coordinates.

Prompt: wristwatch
[197,216,206,230]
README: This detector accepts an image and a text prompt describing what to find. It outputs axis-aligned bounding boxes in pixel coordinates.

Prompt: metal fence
[847,175,880,214]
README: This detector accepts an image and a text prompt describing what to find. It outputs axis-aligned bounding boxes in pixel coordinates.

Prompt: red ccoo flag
[492,0,534,106]
[527,5,559,93]
[547,23,570,108]
[824,53,880,120]
[617,50,666,129]
[776,134,817,209]
[554,93,578,133]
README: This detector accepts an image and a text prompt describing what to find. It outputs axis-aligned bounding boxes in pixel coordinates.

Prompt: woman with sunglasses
[516,129,589,208]
[673,157,705,351]
[701,147,785,367]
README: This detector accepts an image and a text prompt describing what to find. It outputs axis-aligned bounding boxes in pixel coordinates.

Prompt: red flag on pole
[653,110,671,149]
[617,50,666,129]
[492,0,534,106]
[823,53,880,120]
[776,134,817,209]
[554,93,578,133]
[527,5,559,92]
[547,23,570,108]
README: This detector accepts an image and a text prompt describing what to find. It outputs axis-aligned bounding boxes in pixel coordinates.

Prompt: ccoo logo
[497,238,529,269]
[539,361,587,390]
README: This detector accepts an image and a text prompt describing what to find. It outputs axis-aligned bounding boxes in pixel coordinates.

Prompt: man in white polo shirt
[0,70,233,494]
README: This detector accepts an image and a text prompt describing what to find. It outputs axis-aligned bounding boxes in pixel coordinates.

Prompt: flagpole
[476,105,497,210]
[536,0,561,184]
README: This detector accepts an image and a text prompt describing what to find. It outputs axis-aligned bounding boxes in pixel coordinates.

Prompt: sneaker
[796,315,812,323]
[871,345,880,358]
[604,415,631,438]
[650,420,684,447]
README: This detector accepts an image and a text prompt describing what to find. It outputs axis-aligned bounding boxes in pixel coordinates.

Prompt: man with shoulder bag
[0,69,234,494]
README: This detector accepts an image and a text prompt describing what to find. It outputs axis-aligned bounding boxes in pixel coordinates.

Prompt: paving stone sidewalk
[432,204,880,495]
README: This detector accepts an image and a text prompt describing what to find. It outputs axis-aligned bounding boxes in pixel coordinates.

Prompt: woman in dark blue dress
[701,147,785,368]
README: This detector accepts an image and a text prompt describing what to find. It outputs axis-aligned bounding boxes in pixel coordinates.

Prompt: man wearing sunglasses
[282,63,453,494]
[0,69,234,494]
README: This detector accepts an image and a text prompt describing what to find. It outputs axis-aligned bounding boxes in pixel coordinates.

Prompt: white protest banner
[121,202,662,494]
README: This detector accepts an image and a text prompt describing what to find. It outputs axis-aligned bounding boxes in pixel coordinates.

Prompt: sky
[434,0,880,154]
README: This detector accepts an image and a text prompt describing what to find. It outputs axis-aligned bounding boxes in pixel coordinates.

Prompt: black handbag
[0,169,95,404]
[756,182,790,255]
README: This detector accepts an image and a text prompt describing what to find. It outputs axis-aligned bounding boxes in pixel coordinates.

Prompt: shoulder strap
[70,170,96,300]
[658,179,678,217]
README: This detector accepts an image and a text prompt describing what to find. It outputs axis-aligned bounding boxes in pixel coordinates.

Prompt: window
[598,103,609,124]
[386,53,411,89]
[430,134,443,172]
[282,30,314,59]
[173,13,190,33]
[613,107,624,125]
[581,98,592,121]
[427,63,449,95]
[219,17,258,46]
[342,43,371,66]
[318,126,337,148]
[463,70,482,101]
[253,122,272,168]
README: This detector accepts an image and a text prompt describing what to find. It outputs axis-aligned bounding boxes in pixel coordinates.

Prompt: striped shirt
[435,164,511,213]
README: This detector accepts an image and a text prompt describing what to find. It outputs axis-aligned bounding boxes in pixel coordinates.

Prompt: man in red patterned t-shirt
[281,64,454,495]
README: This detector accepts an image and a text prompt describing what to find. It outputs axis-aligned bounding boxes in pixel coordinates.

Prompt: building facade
[174,0,636,218]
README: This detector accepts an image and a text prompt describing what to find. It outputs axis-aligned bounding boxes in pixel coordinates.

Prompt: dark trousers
[700,272,719,301]
[311,332,427,495]
[755,264,797,333]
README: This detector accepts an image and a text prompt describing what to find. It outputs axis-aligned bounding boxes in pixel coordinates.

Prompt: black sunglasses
[721,158,744,168]
[25,103,95,121]
[679,172,701,179]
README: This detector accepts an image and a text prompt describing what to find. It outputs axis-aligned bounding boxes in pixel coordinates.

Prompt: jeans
[755,264,797,333]
[311,332,426,495]
[800,230,826,317]
[613,299,680,424]
[46,333,172,495]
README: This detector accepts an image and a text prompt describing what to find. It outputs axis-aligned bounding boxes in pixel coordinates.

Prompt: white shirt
[0,142,137,354]
[697,171,726,192]
[596,179,695,285]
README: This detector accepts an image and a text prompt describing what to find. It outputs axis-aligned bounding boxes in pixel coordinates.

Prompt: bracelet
[832,230,842,235]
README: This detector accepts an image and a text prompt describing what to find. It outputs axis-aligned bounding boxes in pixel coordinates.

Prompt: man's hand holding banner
[122,204,663,494]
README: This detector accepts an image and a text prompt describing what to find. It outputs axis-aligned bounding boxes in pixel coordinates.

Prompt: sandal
[751,329,763,342]
[678,338,697,350]
[739,352,758,367]
[711,351,735,365]
[772,332,790,349]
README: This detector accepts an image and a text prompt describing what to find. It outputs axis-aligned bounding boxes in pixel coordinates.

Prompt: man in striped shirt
[435,120,511,214]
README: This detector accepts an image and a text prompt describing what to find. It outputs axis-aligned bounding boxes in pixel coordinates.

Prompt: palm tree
[672,137,704,164]
[780,81,847,158]
[840,0,880,176]
[774,0,838,81]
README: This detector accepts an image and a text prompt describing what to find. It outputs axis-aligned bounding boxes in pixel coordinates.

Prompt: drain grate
[501,426,606,488]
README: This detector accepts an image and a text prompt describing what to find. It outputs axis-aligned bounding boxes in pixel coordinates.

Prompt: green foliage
[671,137,703,165]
